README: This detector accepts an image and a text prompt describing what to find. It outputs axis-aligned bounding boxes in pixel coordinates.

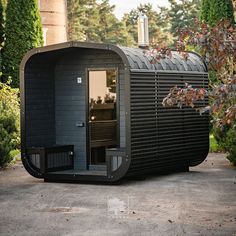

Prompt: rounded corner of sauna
[21,152,44,179]
[189,146,209,167]
[106,156,131,183]
[20,48,39,71]
[21,44,129,183]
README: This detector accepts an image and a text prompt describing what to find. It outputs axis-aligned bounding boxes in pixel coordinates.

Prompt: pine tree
[122,3,172,47]
[82,0,100,42]
[67,0,100,42]
[67,0,85,41]
[97,0,135,46]
[98,0,116,43]
[200,0,235,26]
[167,0,201,37]
[200,0,211,23]
[67,0,134,46]
[2,0,43,87]
[122,10,139,45]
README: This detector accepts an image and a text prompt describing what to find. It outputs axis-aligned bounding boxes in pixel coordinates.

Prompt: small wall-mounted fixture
[77,77,82,83]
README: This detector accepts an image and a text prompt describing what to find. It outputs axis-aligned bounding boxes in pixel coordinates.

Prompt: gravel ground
[0,153,235,236]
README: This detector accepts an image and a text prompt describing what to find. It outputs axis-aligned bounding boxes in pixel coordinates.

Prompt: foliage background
[0,81,20,167]
[2,0,43,87]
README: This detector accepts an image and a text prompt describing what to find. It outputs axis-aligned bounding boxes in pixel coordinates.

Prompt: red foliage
[155,19,236,127]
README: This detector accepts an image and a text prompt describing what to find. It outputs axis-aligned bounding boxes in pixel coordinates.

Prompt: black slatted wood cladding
[20,41,209,183]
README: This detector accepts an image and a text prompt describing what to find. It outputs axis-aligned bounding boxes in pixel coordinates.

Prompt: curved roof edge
[20,41,207,74]
[20,41,131,72]
[119,46,207,72]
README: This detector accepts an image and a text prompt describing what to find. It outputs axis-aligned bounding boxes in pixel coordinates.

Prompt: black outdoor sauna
[20,41,209,183]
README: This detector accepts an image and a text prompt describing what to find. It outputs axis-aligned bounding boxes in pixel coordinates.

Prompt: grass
[209,134,222,153]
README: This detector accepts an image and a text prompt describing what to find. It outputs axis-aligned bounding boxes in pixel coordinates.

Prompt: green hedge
[2,0,43,87]
[0,80,20,167]
[213,125,236,166]
[200,0,235,27]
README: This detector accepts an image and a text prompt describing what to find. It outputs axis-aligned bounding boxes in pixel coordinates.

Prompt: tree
[162,19,236,123]
[2,0,43,87]
[67,0,134,46]
[160,20,236,164]
[163,0,201,37]
[97,0,134,46]
[122,10,139,45]
[81,0,101,42]
[67,0,86,41]
[122,3,173,47]
[67,0,101,42]
[200,0,235,26]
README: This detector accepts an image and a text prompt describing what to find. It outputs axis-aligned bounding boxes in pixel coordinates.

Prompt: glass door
[88,70,117,165]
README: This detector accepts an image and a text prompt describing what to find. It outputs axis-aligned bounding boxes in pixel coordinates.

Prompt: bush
[213,125,236,166]
[209,133,222,152]
[0,80,20,167]
[2,0,43,87]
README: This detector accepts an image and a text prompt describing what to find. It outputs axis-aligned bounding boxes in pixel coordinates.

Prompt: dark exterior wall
[54,48,125,170]
[127,71,209,175]
[119,69,126,148]
[24,57,55,148]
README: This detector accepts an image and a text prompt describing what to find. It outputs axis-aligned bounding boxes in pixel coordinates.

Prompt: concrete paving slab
[0,153,235,236]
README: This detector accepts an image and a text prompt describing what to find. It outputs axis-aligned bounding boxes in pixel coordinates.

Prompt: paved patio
[0,153,235,236]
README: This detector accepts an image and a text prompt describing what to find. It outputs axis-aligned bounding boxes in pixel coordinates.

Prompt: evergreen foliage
[67,0,134,46]
[2,0,43,87]
[97,0,134,46]
[0,81,20,167]
[122,3,173,47]
[200,0,211,23]
[200,0,235,26]
[0,0,4,49]
[163,0,201,37]
[0,0,5,72]
[67,0,84,41]
[67,1,203,47]
[214,125,236,165]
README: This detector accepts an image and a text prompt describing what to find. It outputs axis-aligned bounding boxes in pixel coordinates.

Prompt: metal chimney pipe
[138,13,149,48]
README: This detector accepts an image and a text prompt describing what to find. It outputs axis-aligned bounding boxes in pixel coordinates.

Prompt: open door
[88,70,118,168]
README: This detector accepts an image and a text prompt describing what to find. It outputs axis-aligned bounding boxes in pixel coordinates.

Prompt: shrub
[0,80,20,167]
[209,133,222,152]
[213,125,236,165]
